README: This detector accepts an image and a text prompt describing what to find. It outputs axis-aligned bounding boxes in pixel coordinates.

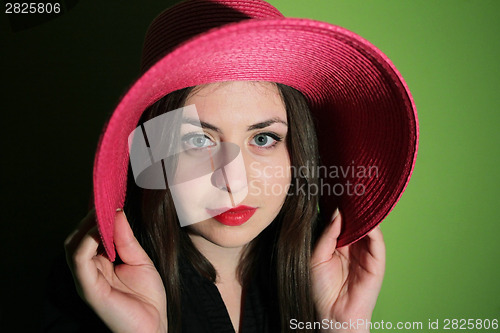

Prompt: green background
[1,0,499,331]
[267,0,500,330]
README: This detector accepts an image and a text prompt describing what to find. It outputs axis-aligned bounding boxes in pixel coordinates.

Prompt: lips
[206,205,257,226]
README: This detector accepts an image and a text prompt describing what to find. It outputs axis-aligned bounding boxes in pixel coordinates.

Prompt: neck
[188,233,244,285]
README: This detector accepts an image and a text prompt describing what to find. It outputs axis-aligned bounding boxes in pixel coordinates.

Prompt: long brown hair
[124,82,320,332]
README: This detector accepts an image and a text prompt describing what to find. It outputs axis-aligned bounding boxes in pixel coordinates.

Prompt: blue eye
[182,133,216,149]
[250,133,281,148]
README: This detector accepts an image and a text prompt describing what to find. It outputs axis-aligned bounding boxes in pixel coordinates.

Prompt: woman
[65,1,418,332]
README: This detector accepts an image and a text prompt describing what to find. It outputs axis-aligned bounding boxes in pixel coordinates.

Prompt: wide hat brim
[94,12,418,261]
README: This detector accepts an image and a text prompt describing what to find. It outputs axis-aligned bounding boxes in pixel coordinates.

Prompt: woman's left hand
[311,211,386,333]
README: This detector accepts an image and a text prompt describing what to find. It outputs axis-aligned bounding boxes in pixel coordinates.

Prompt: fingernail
[116,208,127,220]
[331,208,340,221]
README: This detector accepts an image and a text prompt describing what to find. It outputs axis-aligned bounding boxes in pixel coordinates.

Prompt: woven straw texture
[93,0,418,261]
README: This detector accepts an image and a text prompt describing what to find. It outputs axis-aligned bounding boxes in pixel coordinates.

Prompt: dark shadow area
[0,1,181,331]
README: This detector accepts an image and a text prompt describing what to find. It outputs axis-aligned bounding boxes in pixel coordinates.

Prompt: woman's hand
[311,211,386,333]
[65,210,167,333]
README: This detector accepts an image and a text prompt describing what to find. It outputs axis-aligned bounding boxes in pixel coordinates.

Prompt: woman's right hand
[65,210,167,333]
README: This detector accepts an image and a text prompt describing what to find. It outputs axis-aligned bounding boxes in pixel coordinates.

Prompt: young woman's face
[175,81,291,248]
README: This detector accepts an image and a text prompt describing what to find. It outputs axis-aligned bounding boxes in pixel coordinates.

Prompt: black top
[179,260,270,333]
[43,254,275,332]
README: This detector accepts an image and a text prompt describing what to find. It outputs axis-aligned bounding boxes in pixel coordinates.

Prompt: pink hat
[93,0,418,261]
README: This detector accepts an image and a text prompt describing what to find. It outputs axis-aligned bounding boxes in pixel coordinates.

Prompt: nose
[210,143,247,194]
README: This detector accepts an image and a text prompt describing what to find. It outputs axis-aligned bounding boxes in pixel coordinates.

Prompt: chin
[206,234,254,248]
[187,218,269,248]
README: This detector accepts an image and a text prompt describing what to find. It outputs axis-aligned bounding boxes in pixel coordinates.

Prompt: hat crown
[140,0,284,72]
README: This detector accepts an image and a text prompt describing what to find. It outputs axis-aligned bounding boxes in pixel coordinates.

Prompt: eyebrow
[182,118,221,132]
[247,117,288,131]
[182,117,288,132]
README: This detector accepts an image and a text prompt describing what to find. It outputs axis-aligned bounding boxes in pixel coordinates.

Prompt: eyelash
[181,132,216,150]
[180,131,284,150]
[250,132,283,149]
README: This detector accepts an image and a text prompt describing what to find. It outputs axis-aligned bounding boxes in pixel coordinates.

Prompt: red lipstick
[206,205,257,226]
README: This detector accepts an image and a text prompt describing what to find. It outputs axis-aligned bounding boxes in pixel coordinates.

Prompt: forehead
[184,81,286,122]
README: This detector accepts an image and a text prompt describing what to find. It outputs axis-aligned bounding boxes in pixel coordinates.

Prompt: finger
[65,210,99,271]
[365,226,386,261]
[114,210,153,266]
[66,226,103,296]
[348,226,386,276]
[64,209,97,254]
[311,210,342,266]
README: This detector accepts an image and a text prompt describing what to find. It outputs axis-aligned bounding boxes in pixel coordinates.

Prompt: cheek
[247,151,291,200]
